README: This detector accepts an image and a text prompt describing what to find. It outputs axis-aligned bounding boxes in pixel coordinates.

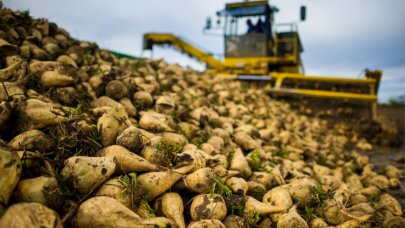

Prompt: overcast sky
[4,0,405,102]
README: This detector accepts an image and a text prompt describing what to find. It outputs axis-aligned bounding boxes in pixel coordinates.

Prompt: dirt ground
[361,143,405,215]
[363,106,405,215]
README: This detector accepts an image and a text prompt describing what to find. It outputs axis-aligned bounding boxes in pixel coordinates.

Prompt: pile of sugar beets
[0,4,404,228]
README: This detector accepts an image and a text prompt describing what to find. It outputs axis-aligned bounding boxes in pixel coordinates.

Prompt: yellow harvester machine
[143,0,382,118]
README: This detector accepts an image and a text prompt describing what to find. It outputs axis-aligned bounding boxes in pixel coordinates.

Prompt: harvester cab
[142,0,382,119]
[207,0,303,75]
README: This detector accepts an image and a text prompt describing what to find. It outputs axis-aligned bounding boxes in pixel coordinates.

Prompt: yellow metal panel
[267,88,377,101]
[224,56,299,66]
[224,57,276,66]
[216,74,238,79]
[270,72,377,85]
[224,56,298,69]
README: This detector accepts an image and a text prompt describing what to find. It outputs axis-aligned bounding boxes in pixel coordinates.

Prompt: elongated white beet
[8,129,53,152]
[183,167,214,193]
[225,177,248,195]
[119,97,137,117]
[29,43,50,60]
[105,80,128,100]
[212,165,228,177]
[350,194,368,205]
[116,126,144,151]
[41,70,73,87]
[136,202,157,219]
[378,193,403,216]
[28,60,59,76]
[0,150,22,205]
[389,177,400,188]
[61,156,116,194]
[141,136,172,166]
[56,55,77,68]
[74,196,140,227]
[92,96,124,109]
[309,217,328,228]
[200,143,217,155]
[223,215,246,228]
[250,171,274,189]
[207,154,229,169]
[76,197,176,228]
[16,176,63,209]
[206,136,224,151]
[139,111,174,132]
[359,186,380,199]
[137,165,193,200]
[162,132,188,147]
[96,178,132,209]
[277,205,308,228]
[234,131,260,151]
[0,101,11,129]
[154,192,186,228]
[244,196,288,216]
[97,113,125,146]
[247,181,267,198]
[141,217,176,227]
[345,202,374,217]
[382,216,405,228]
[190,194,227,221]
[188,219,226,228]
[99,145,159,172]
[290,184,313,203]
[25,98,68,128]
[176,148,207,172]
[336,217,371,228]
[0,60,25,82]
[155,95,175,114]
[262,187,293,213]
[385,165,404,179]
[134,91,153,108]
[229,148,252,178]
[321,199,349,225]
[258,218,273,227]
[0,202,62,228]
[0,82,25,101]
[271,165,286,185]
